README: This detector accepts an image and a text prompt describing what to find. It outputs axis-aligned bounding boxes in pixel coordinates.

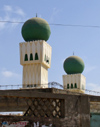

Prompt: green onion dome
[63,56,85,74]
[21,17,51,41]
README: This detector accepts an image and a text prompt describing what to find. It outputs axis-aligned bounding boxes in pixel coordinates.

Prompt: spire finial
[73,52,74,55]
[36,13,37,17]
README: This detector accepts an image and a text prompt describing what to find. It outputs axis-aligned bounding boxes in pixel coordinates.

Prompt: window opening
[67,84,69,89]
[31,85,33,87]
[24,54,28,61]
[75,83,77,88]
[71,84,73,88]
[34,84,36,87]
[30,53,33,61]
[27,85,30,87]
[44,54,46,61]
[82,85,84,90]
[46,56,49,64]
[35,53,39,60]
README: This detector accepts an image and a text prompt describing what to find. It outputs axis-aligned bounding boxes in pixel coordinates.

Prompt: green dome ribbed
[63,56,85,74]
[21,17,51,41]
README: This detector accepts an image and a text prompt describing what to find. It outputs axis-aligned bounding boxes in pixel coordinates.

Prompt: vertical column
[79,96,90,127]
[63,95,90,127]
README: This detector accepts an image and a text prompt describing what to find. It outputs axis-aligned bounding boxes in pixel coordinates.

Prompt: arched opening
[44,54,46,61]
[30,53,33,61]
[31,85,33,87]
[46,56,49,64]
[34,84,36,87]
[82,85,84,90]
[24,54,28,61]
[75,83,77,88]
[67,84,69,89]
[35,53,39,60]
[27,85,30,87]
[71,84,73,88]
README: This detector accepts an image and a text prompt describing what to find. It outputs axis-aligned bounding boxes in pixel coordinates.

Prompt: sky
[0,0,100,92]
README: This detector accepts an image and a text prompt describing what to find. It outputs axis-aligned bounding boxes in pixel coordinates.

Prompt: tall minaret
[63,55,86,93]
[20,17,52,88]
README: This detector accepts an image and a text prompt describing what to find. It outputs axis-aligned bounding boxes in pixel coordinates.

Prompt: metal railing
[0,84,22,90]
[0,82,100,96]
[0,82,63,90]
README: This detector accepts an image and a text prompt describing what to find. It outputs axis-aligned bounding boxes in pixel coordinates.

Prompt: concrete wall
[90,102,100,113]
[63,74,86,93]
[0,88,90,127]
[20,40,52,88]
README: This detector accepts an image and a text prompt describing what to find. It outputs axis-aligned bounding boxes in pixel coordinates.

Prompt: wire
[50,23,100,28]
[0,84,100,96]
[0,21,24,23]
[0,20,100,28]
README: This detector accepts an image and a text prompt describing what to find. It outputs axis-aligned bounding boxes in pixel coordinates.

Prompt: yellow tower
[20,17,52,88]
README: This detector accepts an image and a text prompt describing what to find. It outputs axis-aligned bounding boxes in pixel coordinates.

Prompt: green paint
[75,83,77,88]
[71,84,73,88]
[63,56,85,74]
[47,59,49,64]
[35,53,39,60]
[67,84,69,89]
[24,54,28,61]
[44,54,46,61]
[82,85,84,90]
[90,113,100,127]
[30,53,33,60]
[46,56,49,64]
[44,55,49,64]
[21,17,51,41]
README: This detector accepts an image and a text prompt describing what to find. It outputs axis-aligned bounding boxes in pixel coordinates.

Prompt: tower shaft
[20,40,52,88]
[63,74,86,93]
[23,64,48,88]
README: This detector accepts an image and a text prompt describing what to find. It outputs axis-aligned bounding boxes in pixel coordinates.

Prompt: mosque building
[63,55,86,93]
[20,16,52,88]
[1,16,99,127]
[20,16,86,94]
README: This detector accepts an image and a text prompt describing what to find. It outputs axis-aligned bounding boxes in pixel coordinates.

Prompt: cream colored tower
[63,74,86,93]
[63,55,86,93]
[20,40,52,88]
[20,17,51,88]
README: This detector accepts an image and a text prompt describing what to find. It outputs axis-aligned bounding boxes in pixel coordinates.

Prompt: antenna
[73,52,74,55]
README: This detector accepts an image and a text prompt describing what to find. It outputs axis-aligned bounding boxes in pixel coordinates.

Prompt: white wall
[63,74,86,93]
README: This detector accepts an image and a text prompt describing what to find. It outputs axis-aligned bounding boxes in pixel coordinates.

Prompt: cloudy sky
[0,0,100,92]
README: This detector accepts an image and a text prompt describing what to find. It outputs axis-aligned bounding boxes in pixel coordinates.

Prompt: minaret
[20,17,52,88]
[63,55,86,93]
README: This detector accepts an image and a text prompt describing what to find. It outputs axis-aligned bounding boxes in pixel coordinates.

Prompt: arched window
[75,83,77,88]
[30,53,33,61]
[34,84,36,87]
[27,85,30,87]
[44,54,46,61]
[82,85,84,90]
[24,54,28,61]
[35,53,39,60]
[67,84,69,89]
[47,59,49,64]
[46,56,49,64]
[71,84,73,88]
[31,85,33,87]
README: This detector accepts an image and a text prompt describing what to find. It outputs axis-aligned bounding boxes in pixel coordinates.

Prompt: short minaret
[63,55,86,93]
[20,17,52,88]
